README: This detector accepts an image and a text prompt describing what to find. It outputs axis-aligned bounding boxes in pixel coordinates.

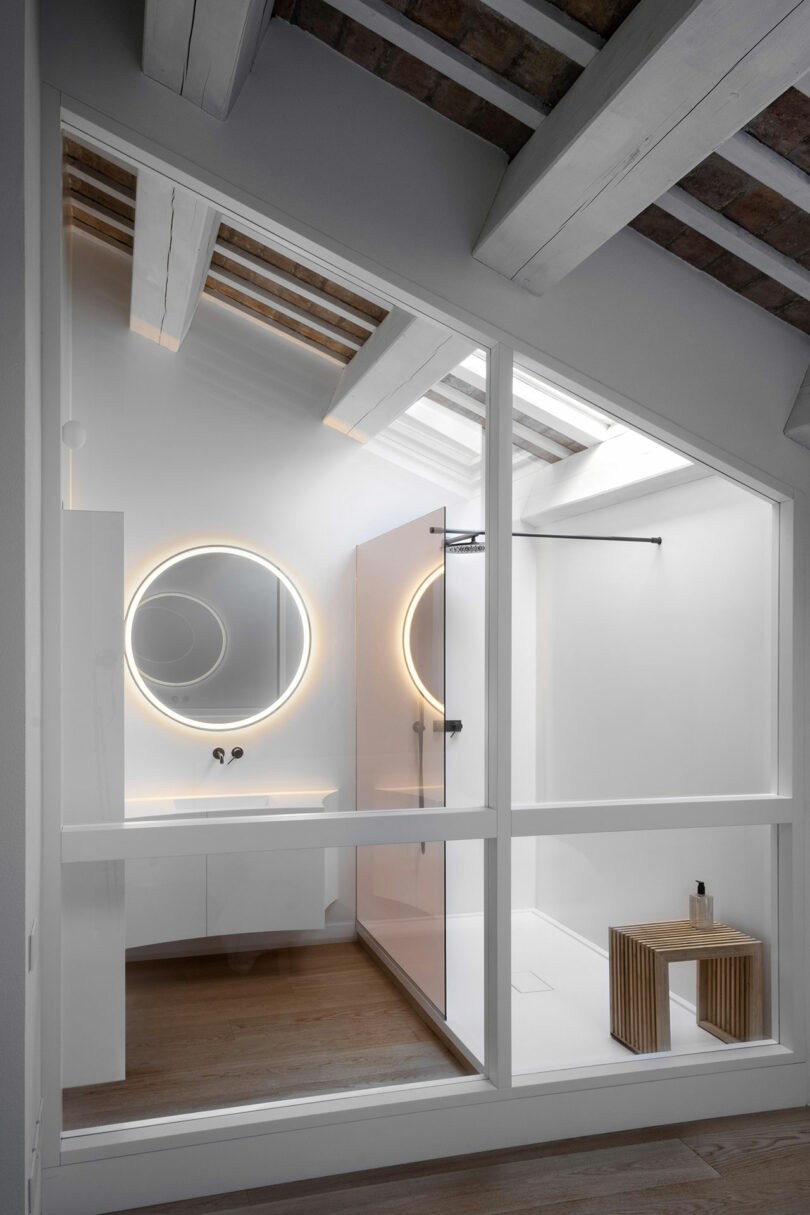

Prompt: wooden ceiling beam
[475,0,810,293]
[718,131,810,214]
[204,288,349,365]
[324,308,476,442]
[784,361,810,448]
[482,0,602,68]
[655,186,810,303]
[208,265,363,351]
[142,0,274,120]
[67,194,134,238]
[792,70,810,98]
[214,238,379,332]
[130,171,220,351]
[326,0,547,129]
[434,378,572,458]
[63,161,135,209]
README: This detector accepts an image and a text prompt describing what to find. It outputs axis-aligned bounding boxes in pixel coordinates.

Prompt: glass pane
[62,842,482,1130]
[356,509,446,813]
[511,358,777,802]
[64,221,487,827]
[356,509,446,1012]
[511,826,775,1076]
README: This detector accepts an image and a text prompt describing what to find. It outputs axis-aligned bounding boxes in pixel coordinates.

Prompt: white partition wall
[61,510,126,1088]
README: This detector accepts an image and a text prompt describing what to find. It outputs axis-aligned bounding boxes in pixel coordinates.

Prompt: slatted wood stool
[609,920,764,1054]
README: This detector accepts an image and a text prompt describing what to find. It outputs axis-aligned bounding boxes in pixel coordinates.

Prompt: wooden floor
[63,941,472,1130]
[111,1107,810,1214]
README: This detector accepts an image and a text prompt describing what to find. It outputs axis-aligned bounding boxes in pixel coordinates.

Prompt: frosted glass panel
[356,510,446,1013]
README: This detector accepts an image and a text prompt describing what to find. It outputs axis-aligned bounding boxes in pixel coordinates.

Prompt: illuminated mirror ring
[403,565,444,714]
[125,544,312,731]
[134,592,227,687]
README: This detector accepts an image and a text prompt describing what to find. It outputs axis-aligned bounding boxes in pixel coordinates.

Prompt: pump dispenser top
[689,879,713,929]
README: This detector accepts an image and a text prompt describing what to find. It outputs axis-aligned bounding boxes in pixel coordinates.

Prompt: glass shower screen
[356,509,447,1014]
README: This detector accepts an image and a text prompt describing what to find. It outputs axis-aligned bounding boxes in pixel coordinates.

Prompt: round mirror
[403,566,444,713]
[125,545,311,729]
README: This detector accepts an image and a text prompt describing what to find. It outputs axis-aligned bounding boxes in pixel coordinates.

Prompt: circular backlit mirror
[125,545,311,730]
[403,566,444,713]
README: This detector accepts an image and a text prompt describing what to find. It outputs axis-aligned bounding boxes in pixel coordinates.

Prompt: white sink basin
[125,791,335,819]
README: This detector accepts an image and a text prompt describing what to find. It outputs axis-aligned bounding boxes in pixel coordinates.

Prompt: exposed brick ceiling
[274,2,810,340]
[543,0,640,39]
[274,0,584,156]
[631,86,810,337]
[62,137,388,364]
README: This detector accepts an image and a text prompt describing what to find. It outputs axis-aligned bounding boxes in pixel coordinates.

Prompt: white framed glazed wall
[39,85,808,1215]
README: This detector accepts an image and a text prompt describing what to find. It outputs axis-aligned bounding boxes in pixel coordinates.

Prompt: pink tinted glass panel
[356,509,446,1013]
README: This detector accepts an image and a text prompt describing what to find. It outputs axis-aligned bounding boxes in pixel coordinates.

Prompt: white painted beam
[434,379,570,458]
[130,170,220,351]
[520,430,703,526]
[324,308,476,442]
[208,264,364,350]
[792,69,810,98]
[784,361,810,449]
[67,193,134,238]
[326,0,547,129]
[475,0,810,292]
[719,131,810,214]
[482,0,602,67]
[215,237,379,331]
[143,0,274,120]
[63,162,135,209]
[656,186,810,303]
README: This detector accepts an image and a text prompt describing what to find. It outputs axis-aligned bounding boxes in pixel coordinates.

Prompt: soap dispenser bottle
[689,880,714,929]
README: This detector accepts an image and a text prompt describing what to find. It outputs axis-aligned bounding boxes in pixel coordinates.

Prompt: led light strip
[124,544,312,731]
[402,565,444,714]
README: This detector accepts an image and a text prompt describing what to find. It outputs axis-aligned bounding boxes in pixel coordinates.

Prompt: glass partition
[512,826,775,1076]
[62,842,482,1131]
[356,509,447,1012]
[510,358,777,803]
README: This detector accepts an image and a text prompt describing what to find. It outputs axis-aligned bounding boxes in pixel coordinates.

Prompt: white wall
[534,825,773,1010]
[525,475,775,802]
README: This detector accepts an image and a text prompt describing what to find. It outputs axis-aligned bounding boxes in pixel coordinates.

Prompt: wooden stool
[609,920,764,1054]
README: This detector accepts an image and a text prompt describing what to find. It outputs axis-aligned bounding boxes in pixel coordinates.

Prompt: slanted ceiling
[272,0,639,156]
[62,136,388,365]
[271,0,810,337]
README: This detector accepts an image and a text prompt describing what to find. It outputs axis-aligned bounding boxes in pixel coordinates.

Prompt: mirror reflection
[125,546,310,729]
[403,566,444,714]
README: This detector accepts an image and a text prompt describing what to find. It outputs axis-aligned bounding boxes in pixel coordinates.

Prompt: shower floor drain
[511,970,553,993]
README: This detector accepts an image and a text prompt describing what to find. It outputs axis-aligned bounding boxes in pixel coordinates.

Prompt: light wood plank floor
[111,1107,810,1214]
[63,941,473,1130]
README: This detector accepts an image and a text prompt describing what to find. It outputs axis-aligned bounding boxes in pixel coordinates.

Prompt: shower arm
[429,527,662,548]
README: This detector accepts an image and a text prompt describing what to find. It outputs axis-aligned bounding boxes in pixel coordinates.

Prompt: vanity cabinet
[125,796,338,949]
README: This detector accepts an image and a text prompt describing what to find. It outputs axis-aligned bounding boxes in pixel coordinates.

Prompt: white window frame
[40,89,806,1204]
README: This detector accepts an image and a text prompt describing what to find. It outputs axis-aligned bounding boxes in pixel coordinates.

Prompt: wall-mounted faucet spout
[212,747,225,764]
